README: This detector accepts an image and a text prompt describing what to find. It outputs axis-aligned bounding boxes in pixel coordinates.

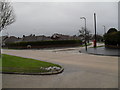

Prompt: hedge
[5,40,82,48]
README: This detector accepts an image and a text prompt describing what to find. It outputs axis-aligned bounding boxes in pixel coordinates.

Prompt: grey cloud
[2,2,118,37]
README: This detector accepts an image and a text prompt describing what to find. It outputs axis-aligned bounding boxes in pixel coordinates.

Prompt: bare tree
[0,0,15,32]
[78,27,91,43]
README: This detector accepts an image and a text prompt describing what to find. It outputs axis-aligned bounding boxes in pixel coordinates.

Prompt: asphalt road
[2,49,118,88]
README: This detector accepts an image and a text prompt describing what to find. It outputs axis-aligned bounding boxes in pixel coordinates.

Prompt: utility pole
[94,13,97,48]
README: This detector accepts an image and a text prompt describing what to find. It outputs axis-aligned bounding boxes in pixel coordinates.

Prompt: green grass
[2,54,61,73]
[90,45,105,48]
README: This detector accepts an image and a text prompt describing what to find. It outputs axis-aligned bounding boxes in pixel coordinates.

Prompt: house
[16,35,37,42]
[4,36,19,44]
[1,34,82,47]
[51,33,71,40]
[14,34,52,43]
[0,36,9,46]
[51,33,81,40]
[0,36,20,46]
[36,35,52,41]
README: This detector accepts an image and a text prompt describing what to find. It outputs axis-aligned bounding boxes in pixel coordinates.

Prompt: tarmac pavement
[2,47,119,88]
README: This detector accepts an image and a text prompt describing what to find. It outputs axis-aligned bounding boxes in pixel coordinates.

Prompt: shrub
[107,28,117,34]
[6,40,82,48]
[104,30,120,46]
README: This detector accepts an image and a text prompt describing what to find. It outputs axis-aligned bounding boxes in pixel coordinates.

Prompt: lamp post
[80,17,87,51]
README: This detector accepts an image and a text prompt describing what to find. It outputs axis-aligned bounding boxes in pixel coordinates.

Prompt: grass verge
[2,54,62,74]
[90,45,105,48]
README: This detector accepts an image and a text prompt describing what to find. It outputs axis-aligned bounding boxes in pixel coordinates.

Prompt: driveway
[2,48,118,88]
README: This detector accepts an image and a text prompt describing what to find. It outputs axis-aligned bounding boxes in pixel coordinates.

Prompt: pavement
[2,44,119,88]
[81,47,120,56]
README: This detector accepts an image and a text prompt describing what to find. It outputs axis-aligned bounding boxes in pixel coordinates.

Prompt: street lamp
[80,17,87,51]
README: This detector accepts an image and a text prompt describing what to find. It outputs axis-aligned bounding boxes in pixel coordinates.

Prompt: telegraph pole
[94,13,97,48]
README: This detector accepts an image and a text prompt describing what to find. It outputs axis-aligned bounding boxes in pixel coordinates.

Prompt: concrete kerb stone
[2,67,64,75]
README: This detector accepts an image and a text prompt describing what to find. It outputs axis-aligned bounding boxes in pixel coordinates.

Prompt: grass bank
[90,45,105,48]
[2,54,62,74]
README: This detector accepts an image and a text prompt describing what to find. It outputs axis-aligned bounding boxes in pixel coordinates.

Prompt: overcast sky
[2,2,118,37]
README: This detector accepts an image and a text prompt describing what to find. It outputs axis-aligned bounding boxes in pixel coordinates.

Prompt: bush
[107,28,117,34]
[104,30,120,46]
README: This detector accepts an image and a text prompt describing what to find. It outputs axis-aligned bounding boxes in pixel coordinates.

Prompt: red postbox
[93,40,96,47]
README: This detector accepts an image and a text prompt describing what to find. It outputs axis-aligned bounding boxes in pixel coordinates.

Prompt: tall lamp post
[80,17,87,51]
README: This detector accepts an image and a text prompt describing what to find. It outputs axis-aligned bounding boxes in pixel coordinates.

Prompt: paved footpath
[2,48,118,88]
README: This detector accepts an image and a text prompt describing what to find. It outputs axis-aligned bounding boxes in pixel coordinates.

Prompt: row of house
[0,33,81,46]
